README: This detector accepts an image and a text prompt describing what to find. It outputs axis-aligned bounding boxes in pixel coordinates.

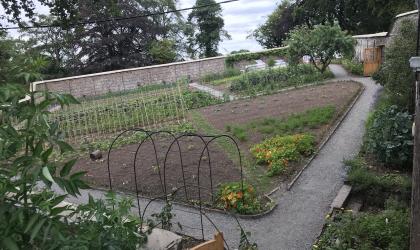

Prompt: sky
[1,0,280,54]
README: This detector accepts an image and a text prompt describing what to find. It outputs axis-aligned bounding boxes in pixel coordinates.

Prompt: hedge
[225,47,288,67]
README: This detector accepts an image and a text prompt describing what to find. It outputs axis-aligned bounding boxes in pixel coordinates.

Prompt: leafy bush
[315,201,409,250]
[230,64,332,94]
[364,105,413,169]
[341,58,363,76]
[182,90,224,109]
[373,19,416,111]
[251,134,315,176]
[345,158,411,207]
[200,67,241,83]
[217,182,262,214]
[225,47,288,67]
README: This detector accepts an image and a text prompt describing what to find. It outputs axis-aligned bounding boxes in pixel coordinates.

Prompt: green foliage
[151,201,174,230]
[225,47,288,67]
[252,0,301,48]
[230,49,250,55]
[217,182,262,214]
[149,39,177,64]
[74,192,147,249]
[287,24,355,73]
[364,105,413,169]
[374,19,416,111]
[231,126,248,142]
[267,57,276,68]
[182,90,224,109]
[345,158,412,207]
[315,201,409,250]
[229,105,336,137]
[251,134,315,176]
[200,67,241,84]
[230,64,333,94]
[186,0,229,58]
[340,58,363,76]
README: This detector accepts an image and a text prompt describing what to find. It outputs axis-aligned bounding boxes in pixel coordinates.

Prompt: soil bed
[74,81,362,210]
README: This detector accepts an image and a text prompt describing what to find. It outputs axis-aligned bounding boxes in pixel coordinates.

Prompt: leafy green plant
[0,84,149,249]
[230,64,332,94]
[340,58,363,76]
[200,67,241,84]
[267,57,276,68]
[182,90,224,109]
[151,200,174,230]
[364,105,413,169]
[74,192,147,249]
[251,134,315,176]
[217,182,262,214]
[345,158,411,207]
[315,200,409,250]
[231,126,248,141]
[225,47,288,67]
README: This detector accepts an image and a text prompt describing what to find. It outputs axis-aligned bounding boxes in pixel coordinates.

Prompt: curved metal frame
[106,129,246,248]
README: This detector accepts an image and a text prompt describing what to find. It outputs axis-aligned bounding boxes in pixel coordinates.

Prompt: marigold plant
[217,182,261,214]
[251,134,315,176]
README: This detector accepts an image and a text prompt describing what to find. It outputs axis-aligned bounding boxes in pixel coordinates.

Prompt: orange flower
[237,191,243,199]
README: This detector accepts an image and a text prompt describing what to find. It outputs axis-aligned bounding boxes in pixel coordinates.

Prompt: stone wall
[33,56,227,98]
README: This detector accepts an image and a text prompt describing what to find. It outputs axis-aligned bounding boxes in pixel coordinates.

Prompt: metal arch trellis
[106,129,246,247]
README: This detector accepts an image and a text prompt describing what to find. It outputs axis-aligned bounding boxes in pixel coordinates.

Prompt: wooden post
[412,75,420,250]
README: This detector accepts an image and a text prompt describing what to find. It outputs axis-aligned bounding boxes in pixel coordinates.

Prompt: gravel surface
[58,65,381,250]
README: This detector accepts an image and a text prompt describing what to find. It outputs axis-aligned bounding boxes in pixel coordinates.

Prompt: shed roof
[352,32,388,39]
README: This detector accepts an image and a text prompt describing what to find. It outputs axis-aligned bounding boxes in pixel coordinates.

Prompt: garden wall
[33,56,227,98]
[32,47,288,98]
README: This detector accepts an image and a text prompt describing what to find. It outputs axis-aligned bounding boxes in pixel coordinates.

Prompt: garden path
[189,82,237,101]
[57,65,381,250]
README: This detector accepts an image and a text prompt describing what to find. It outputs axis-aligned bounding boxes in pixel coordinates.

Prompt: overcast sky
[1,0,280,54]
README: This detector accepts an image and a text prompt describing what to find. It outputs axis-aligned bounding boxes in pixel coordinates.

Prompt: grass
[211,74,243,86]
[226,105,336,138]
[200,68,241,84]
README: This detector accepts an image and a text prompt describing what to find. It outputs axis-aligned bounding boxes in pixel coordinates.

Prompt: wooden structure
[190,232,224,250]
[363,47,383,76]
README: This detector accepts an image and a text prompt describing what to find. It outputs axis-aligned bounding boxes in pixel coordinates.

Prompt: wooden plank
[190,232,224,250]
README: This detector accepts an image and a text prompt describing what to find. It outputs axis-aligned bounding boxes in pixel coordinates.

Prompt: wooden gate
[363,47,382,76]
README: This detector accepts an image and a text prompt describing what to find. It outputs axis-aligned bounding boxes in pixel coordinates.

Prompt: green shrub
[267,57,276,68]
[345,158,411,207]
[364,105,413,169]
[200,68,241,83]
[217,182,262,214]
[230,64,332,94]
[225,47,288,67]
[374,19,416,111]
[182,90,223,109]
[231,126,248,141]
[251,134,315,176]
[315,201,409,250]
[341,58,363,75]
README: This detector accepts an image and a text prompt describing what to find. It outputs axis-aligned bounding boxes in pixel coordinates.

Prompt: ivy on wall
[225,47,288,67]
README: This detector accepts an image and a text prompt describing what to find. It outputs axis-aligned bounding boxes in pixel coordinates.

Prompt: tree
[187,0,230,58]
[149,39,177,64]
[374,19,416,112]
[254,0,415,48]
[252,1,302,48]
[286,24,354,73]
[0,0,78,26]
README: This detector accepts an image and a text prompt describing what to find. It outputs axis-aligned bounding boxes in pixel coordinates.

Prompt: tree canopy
[186,0,230,58]
[286,24,355,73]
[253,0,416,48]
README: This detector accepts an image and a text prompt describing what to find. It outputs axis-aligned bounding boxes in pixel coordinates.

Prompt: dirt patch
[199,81,361,131]
[193,81,362,192]
[74,81,362,201]
[73,134,242,203]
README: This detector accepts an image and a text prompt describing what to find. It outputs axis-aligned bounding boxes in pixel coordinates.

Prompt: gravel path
[59,65,381,250]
